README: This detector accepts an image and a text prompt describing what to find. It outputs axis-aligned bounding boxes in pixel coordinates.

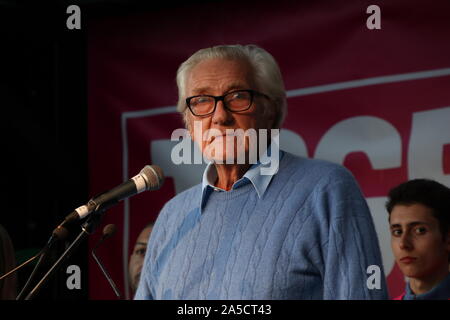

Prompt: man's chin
[204,149,252,165]
[132,273,141,290]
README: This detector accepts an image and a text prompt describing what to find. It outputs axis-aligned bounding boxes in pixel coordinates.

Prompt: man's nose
[212,100,233,125]
[399,233,413,251]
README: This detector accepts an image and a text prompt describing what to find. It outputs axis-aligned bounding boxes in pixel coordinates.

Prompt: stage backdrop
[87,0,450,299]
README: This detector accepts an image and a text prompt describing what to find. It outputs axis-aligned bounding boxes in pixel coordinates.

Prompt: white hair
[176,44,287,129]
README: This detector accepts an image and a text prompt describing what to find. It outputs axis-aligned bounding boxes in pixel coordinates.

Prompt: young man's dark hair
[385,179,450,238]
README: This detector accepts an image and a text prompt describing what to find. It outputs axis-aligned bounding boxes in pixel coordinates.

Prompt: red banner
[88,0,450,299]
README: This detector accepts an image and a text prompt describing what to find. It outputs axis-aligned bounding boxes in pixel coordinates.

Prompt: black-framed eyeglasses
[186,89,270,117]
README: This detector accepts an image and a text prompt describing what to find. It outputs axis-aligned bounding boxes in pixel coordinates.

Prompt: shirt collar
[200,145,283,210]
[404,273,450,300]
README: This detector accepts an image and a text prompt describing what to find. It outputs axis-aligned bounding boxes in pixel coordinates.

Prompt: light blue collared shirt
[200,148,284,211]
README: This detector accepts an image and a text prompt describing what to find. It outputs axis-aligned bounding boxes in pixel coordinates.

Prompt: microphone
[22,165,164,300]
[56,165,164,229]
[92,224,122,299]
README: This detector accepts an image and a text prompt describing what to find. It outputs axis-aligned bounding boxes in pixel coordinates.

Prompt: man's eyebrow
[390,221,430,228]
[191,86,212,95]
[225,83,248,92]
[191,83,248,95]
[135,242,148,246]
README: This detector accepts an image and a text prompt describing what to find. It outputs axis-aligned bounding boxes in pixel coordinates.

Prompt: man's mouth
[208,132,237,142]
[399,256,417,264]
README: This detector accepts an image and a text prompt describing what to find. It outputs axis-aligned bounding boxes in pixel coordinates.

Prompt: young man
[386,179,450,300]
[128,223,154,298]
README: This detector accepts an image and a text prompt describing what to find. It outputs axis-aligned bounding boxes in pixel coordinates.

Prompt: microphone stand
[14,226,68,300]
[15,244,51,300]
[24,212,104,300]
[92,239,122,299]
[0,253,40,281]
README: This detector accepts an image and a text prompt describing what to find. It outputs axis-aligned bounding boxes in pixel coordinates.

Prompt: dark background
[0,0,89,300]
[0,0,209,301]
[0,0,143,300]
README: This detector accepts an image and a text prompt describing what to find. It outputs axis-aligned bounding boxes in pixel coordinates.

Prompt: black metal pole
[91,250,122,299]
[24,214,101,300]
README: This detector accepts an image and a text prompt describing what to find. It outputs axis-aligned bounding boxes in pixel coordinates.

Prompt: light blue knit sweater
[135,152,388,299]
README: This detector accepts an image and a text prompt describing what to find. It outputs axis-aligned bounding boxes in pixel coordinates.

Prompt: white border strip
[120,67,450,299]
[286,68,450,97]
[121,106,176,299]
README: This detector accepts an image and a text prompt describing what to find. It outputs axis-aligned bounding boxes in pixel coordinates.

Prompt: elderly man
[135,44,388,299]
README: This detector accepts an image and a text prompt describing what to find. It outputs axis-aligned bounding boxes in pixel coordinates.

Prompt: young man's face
[128,225,153,293]
[390,203,450,280]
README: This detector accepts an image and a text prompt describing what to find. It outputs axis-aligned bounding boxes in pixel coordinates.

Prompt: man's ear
[263,101,277,129]
[446,231,450,268]
[446,231,450,249]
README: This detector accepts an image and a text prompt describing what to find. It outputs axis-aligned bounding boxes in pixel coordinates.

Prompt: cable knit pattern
[135,152,388,300]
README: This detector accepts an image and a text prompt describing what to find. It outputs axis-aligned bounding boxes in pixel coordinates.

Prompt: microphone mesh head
[140,165,164,190]
[102,224,117,238]
[53,226,69,241]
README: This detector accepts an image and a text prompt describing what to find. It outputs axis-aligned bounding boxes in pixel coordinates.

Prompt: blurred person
[128,223,153,297]
[0,224,17,299]
[386,179,450,300]
[135,44,387,299]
